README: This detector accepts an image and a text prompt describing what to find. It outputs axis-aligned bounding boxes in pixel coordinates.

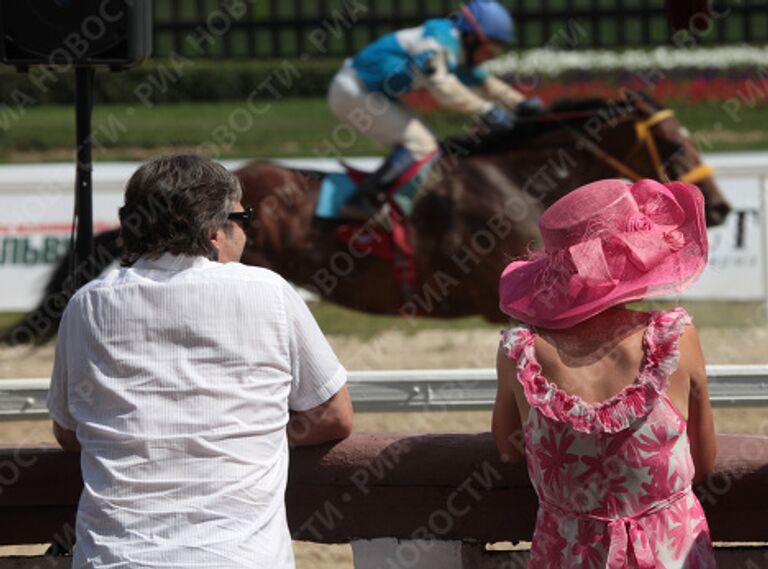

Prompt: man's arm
[287,386,353,447]
[283,277,354,447]
[412,51,495,115]
[425,71,496,115]
[53,421,80,452]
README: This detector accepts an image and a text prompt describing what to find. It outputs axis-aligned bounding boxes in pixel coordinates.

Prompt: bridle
[563,107,715,185]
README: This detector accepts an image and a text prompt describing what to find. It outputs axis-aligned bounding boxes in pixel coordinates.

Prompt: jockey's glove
[482,106,516,131]
[515,97,546,115]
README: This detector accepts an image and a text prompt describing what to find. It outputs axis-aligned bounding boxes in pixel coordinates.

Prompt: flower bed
[525,74,765,104]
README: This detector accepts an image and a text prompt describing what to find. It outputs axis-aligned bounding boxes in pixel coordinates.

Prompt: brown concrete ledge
[0,559,71,569]
[2,547,768,569]
[1,434,767,546]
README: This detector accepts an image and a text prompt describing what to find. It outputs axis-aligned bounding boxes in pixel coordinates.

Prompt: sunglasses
[227,206,253,231]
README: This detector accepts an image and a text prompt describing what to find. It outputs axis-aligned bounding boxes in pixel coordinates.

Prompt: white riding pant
[328,62,439,160]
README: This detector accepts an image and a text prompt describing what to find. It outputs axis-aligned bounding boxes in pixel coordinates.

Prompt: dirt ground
[1,325,768,565]
[5,321,768,376]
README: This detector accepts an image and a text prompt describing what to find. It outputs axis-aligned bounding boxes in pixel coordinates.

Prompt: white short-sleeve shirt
[47,254,347,569]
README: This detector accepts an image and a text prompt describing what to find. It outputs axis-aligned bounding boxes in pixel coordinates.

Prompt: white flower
[485,45,768,78]
[569,402,588,417]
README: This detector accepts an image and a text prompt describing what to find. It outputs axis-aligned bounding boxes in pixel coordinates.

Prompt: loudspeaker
[0,0,152,68]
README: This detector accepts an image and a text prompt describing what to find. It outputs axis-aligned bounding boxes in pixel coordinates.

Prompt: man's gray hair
[118,154,243,265]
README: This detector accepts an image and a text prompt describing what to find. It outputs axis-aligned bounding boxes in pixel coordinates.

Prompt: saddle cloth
[313,151,439,309]
[314,150,439,220]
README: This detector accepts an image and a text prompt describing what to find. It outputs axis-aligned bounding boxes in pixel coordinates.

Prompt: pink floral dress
[501,308,716,568]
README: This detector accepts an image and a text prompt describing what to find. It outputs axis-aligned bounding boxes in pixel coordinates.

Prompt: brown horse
[234,92,729,322]
[3,92,730,344]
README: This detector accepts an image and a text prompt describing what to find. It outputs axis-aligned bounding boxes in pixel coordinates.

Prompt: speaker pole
[74,66,95,288]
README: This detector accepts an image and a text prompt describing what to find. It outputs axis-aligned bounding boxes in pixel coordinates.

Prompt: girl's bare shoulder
[677,320,706,374]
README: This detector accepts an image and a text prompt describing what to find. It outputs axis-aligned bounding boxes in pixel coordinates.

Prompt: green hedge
[0,58,344,105]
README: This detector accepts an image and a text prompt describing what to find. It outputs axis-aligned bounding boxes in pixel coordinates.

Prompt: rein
[521,110,596,122]
[542,107,715,185]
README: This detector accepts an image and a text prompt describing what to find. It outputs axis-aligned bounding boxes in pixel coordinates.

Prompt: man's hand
[53,421,80,452]
[482,106,516,131]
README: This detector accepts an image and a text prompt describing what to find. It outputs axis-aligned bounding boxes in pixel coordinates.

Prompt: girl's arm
[492,344,526,463]
[682,324,717,483]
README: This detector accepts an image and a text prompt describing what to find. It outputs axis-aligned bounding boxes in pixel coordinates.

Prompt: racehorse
[4,91,730,344]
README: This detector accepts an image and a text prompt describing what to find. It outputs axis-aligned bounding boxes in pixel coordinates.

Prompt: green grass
[0,299,764,346]
[308,301,497,340]
[2,98,768,162]
[632,300,768,328]
[0,302,495,343]
[311,299,768,340]
[0,100,383,160]
[673,101,768,153]
[0,302,492,344]
[0,99,445,160]
[0,313,24,330]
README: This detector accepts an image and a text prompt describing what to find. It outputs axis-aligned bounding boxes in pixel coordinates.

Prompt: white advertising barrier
[0,153,765,311]
[0,160,244,311]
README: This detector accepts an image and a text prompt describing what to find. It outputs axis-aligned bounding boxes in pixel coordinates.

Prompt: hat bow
[561,202,685,299]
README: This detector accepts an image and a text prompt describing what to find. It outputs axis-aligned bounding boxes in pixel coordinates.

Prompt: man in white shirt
[47,154,353,569]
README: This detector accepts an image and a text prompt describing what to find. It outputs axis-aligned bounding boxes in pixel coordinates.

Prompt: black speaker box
[0,0,152,68]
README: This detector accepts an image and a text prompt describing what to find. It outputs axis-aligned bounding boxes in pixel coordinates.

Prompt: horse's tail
[0,228,121,345]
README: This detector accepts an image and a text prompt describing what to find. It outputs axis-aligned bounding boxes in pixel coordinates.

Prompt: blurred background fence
[152,0,768,59]
[4,0,768,105]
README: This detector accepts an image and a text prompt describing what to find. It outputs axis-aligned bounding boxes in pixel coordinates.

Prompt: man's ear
[209,227,223,261]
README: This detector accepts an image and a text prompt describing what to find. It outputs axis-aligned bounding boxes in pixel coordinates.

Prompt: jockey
[328,0,533,218]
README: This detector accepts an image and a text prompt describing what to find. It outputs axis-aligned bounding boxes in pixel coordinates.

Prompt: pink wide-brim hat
[499,179,708,329]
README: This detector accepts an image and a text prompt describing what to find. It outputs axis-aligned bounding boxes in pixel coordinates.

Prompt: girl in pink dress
[493,179,717,568]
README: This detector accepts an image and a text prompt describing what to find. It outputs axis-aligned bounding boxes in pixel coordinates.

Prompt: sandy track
[3,324,768,377]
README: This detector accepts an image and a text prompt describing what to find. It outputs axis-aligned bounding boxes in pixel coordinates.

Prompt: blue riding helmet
[454,1,515,44]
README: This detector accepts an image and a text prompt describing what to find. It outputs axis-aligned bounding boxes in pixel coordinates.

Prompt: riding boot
[341,145,417,219]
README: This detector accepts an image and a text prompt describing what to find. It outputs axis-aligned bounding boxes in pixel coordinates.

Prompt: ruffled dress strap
[499,308,692,434]
[642,307,693,393]
[500,326,535,362]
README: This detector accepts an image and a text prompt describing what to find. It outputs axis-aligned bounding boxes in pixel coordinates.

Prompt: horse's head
[606,91,731,226]
[446,93,730,226]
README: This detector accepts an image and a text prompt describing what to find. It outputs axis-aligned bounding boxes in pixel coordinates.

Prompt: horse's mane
[440,91,663,156]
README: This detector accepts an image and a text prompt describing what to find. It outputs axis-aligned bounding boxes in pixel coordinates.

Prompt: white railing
[1,152,768,310]
[2,364,767,420]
